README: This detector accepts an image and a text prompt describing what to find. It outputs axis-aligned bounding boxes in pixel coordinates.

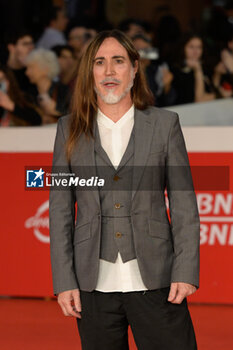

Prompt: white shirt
[95,105,148,292]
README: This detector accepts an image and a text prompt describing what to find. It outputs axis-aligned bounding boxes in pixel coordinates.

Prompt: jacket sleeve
[166,113,200,288]
[49,117,79,295]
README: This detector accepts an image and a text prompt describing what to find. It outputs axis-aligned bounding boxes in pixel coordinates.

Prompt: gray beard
[94,69,134,105]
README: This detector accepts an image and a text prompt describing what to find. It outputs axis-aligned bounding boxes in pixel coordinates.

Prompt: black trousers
[76,287,197,350]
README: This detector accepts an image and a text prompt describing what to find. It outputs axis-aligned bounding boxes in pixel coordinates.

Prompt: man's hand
[57,289,82,318]
[168,282,197,304]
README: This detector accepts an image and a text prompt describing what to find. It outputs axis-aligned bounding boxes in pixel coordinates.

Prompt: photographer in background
[118,18,152,40]
[132,34,176,107]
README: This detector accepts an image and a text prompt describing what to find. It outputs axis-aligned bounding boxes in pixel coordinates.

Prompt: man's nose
[105,62,115,75]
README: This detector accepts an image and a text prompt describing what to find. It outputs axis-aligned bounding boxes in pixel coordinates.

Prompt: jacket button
[114,203,121,209]
[115,232,122,238]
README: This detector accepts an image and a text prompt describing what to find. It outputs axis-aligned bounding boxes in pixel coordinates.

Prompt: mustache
[100,77,121,85]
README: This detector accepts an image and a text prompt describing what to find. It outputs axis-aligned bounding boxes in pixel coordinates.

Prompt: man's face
[127,24,145,38]
[58,49,75,73]
[10,36,34,66]
[93,37,138,105]
[53,10,68,32]
[68,27,87,51]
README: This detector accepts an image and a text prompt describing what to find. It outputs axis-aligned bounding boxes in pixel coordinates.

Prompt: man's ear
[133,60,139,75]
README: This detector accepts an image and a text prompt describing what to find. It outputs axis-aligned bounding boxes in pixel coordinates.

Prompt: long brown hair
[66,29,154,161]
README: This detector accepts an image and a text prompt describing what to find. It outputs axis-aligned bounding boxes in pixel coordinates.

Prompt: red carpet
[0,298,233,350]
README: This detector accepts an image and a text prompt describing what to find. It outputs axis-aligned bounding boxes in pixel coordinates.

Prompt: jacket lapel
[75,120,100,208]
[131,108,156,202]
[116,126,134,171]
[94,122,114,168]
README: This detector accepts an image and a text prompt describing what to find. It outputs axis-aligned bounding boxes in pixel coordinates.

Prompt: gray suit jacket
[49,106,200,295]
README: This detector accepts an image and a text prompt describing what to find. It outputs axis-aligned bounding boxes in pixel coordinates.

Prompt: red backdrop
[0,151,232,303]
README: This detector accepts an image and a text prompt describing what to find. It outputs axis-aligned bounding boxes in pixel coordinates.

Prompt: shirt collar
[97,104,134,129]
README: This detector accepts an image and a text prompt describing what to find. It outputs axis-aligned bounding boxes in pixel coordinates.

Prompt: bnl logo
[26,168,45,187]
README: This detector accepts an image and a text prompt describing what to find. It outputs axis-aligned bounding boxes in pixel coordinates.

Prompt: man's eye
[116,59,123,64]
[96,61,103,65]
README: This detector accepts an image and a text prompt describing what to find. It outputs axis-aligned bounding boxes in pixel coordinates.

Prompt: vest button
[113,175,120,181]
[114,203,121,209]
[115,232,122,238]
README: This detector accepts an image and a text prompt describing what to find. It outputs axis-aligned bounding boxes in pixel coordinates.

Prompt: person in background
[212,32,233,98]
[37,6,68,50]
[68,25,96,59]
[6,30,36,97]
[0,65,42,126]
[171,32,216,105]
[81,28,98,55]
[132,34,176,107]
[118,18,152,40]
[52,45,77,112]
[25,48,62,124]
[52,45,77,86]
[156,15,181,66]
[132,34,156,65]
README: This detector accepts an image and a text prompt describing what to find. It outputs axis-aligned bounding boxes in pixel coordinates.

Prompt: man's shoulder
[56,114,71,138]
[59,114,71,124]
[137,106,178,124]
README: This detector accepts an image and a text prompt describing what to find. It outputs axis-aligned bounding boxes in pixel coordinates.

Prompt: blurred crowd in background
[0,1,233,126]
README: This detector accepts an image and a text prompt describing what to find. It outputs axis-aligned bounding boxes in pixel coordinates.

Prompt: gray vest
[94,123,137,263]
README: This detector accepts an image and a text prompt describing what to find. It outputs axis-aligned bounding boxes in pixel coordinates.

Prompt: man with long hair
[49,29,200,350]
